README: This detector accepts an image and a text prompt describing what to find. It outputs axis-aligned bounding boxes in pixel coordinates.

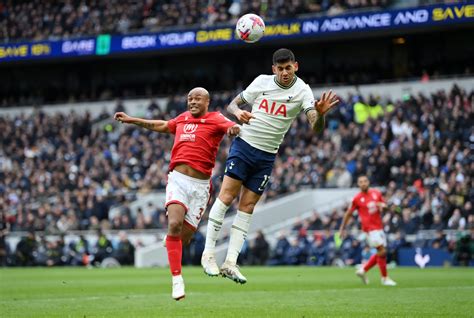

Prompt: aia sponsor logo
[258,99,287,117]
[183,123,198,133]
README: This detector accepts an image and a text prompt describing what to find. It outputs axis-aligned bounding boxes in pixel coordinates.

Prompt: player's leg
[180,224,195,246]
[166,203,187,300]
[356,231,379,284]
[376,243,397,286]
[220,149,274,283]
[220,186,261,284]
[202,175,242,275]
[202,140,250,275]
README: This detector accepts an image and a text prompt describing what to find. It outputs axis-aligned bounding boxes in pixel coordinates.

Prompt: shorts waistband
[169,170,210,184]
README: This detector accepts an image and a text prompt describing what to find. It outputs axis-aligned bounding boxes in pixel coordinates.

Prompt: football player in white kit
[201,48,339,283]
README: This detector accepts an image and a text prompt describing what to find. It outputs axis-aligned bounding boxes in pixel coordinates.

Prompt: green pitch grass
[1,267,473,317]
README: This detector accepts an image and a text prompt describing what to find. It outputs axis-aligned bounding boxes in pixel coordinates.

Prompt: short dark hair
[272,48,295,64]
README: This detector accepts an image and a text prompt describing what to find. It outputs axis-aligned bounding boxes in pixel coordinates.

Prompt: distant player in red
[114,87,239,300]
[339,175,397,286]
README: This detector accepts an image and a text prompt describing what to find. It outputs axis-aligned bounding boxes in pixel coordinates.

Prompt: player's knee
[238,202,256,213]
[377,247,387,257]
[168,219,183,235]
[219,191,237,206]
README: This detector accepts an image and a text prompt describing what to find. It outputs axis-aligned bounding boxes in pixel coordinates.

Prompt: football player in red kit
[339,175,397,286]
[114,87,240,300]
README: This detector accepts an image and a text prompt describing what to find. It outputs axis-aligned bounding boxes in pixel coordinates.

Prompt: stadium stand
[1,0,472,269]
[1,0,390,43]
[1,82,472,266]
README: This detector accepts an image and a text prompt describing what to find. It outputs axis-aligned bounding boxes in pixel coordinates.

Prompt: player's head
[187,87,210,117]
[357,175,370,192]
[272,48,298,87]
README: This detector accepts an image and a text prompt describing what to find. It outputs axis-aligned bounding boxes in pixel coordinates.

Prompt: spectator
[46,240,64,267]
[113,231,135,265]
[448,209,466,230]
[307,237,327,266]
[1,0,390,44]
[431,230,448,251]
[93,230,113,265]
[68,235,90,266]
[14,231,37,266]
[454,234,471,266]
[250,230,270,265]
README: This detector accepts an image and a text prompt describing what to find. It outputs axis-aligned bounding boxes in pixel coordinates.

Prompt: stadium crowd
[1,84,472,266]
[1,0,390,43]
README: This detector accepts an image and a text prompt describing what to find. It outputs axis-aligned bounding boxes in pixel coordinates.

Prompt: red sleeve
[349,197,358,212]
[168,112,187,134]
[167,118,177,134]
[217,113,236,133]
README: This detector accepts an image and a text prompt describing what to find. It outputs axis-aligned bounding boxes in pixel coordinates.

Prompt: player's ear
[272,64,277,74]
[294,61,299,72]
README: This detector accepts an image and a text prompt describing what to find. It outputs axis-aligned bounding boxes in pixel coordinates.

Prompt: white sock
[203,198,230,254]
[225,210,252,265]
[172,274,183,284]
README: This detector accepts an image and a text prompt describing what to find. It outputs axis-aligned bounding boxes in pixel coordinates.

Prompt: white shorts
[165,170,211,231]
[366,230,387,248]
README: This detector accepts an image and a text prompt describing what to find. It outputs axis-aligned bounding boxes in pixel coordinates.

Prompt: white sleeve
[301,84,315,114]
[240,75,265,105]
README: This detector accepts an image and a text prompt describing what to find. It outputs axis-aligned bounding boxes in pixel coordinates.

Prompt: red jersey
[349,189,384,232]
[167,111,235,176]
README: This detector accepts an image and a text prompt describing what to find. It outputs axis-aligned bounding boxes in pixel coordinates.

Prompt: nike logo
[262,92,268,95]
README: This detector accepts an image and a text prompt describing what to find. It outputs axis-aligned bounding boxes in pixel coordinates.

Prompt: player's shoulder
[174,111,191,120]
[256,74,274,81]
[208,111,228,119]
[369,188,382,195]
[353,191,363,200]
[251,74,274,86]
[371,188,383,198]
[294,77,312,92]
[295,76,309,85]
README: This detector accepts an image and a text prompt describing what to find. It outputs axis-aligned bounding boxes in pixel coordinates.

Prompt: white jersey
[239,75,315,153]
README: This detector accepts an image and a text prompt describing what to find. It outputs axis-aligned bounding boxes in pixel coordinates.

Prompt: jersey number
[258,175,270,191]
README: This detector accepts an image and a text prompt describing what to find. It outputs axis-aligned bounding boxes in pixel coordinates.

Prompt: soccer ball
[235,14,265,43]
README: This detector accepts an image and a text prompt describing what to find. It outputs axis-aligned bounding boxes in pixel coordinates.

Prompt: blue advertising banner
[1,3,473,62]
[398,248,453,267]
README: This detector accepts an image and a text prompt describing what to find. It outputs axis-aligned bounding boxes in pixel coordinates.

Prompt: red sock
[363,254,378,272]
[166,235,182,276]
[377,255,387,278]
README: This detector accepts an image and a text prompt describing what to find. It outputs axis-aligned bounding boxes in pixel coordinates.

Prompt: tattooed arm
[114,112,170,133]
[306,90,339,134]
[306,109,325,134]
[227,94,255,124]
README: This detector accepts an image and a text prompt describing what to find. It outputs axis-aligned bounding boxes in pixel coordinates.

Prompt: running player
[339,175,397,286]
[114,87,240,300]
[201,48,339,283]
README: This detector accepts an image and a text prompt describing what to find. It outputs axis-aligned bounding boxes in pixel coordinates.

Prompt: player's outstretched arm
[227,95,255,124]
[114,112,170,133]
[307,90,339,133]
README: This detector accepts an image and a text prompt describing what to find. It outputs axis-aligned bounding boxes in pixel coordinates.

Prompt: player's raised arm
[306,90,339,133]
[227,94,255,124]
[114,112,170,133]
